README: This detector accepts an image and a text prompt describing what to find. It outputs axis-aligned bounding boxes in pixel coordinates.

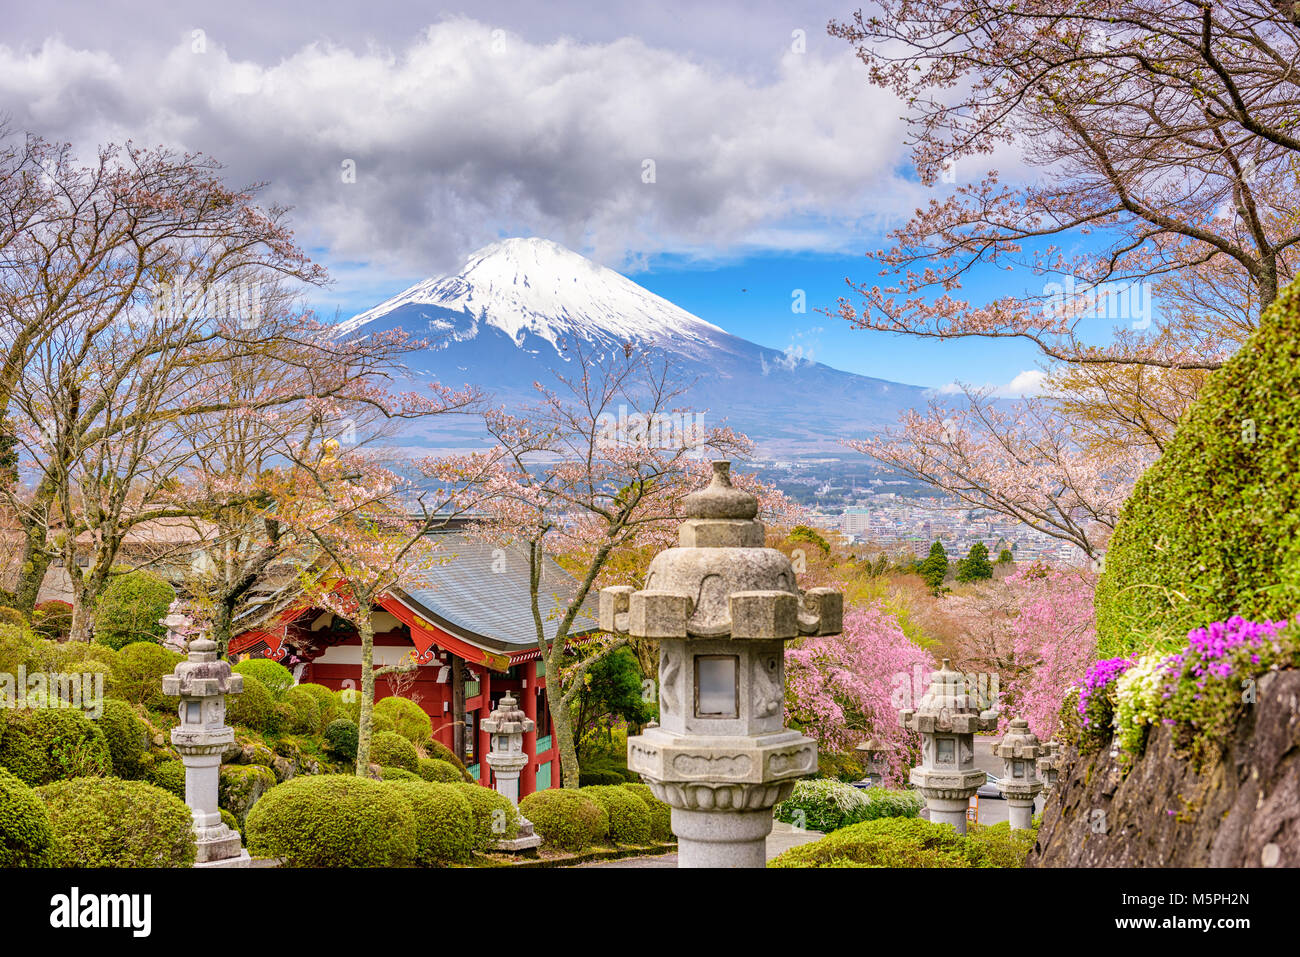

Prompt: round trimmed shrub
[221,808,241,834]
[280,686,321,734]
[232,658,294,698]
[425,739,473,782]
[417,758,463,783]
[94,571,175,650]
[38,777,195,867]
[371,712,396,736]
[1096,275,1300,654]
[370,730,419,772]
[324,718,359,761]
[97,698,149,779]
[622,783,672,841]
[149,759,186,799]
[578,767,626,787]
[111,641,183,708]
[227,674,275,731]
[0,768,53,866]
[219,764,277,823]
[244,775,416,867]
[374,695,432,744]
[451,782,519,850]
[582,785,652,845]
[0,707,112,786]
[769,816,985,868]
[292,682,339,727]
[380,766,420,781]
[385,780,476,865]
[519,788,608,851]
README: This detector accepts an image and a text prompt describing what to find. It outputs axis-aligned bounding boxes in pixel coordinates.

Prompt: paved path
[578,820,822,868]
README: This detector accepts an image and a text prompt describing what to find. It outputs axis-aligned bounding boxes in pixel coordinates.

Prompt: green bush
[38,777,195,867]
[450,782,519,850]
[967,821,1037,868]
[816,750,865,783]
[622,782,672,841]
[374,695,432,744]
[581,785,652,845]
[31,601,73,641]
[281,686,321,734]
[370,730,419,772]
[227,674,275,731]
[417,758,463,783]
[219,764,277,824]
[385,780,476,865]
[425,739,473,782]
[221,808,241,834]
[769,817,988,868]
[324,718,359,762]
[380,766,420,781]
[0,606,27,627]
[111,642,183,709]
[518,788,608,851]
[292,683,340,727]
[1095,276,1300,655]
[232,658,294,698]
[0,767,53,866]
[0,707,112,786]
[97,698,149,778]
[149,759,186,799]
[578,767,626,787]
[371,712,396,736]
[245,775,416,867]
[94,572,176,650]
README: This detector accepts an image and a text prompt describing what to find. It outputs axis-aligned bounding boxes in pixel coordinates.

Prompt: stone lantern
[481,693,542,852]
[900,658,997,835]
[1036,739,1063,795]
[853,737,895,787]
[994,718,1044,830]
[602,461,842,868]
[161,637,249,866]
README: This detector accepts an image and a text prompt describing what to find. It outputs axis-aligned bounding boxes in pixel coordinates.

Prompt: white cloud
[932,369,1047,398]
[0,20,918,282]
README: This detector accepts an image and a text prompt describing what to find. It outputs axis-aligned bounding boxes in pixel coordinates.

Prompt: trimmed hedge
[417,758,463,783]
[111,642,184,709]
[0,768,53,866]
[581,785,652,845]
[370,731,419,772]
[94,571,175,651]
[228,674,275,731]
[98,698,149,779]
[244,775,417,867]
[385,780,476,865]
[324,719,359,762]
[281,686,322,734]
[425,740,473,782]
[374,695,432,745]
[450,782,520,850]
[38,777,195,867]
[622,782,672,841]
[519,788,608,851]
[769,817,987,868]
[232,658,294,698]
[149,759,186,799]
[380,766,421,781]
[0,707,112,786]
[1095,275,1300,654]
[292,683,341,728]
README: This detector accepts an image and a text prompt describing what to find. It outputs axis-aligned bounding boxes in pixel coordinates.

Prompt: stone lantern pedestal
[482,693,542,853]
[900,659,997,835]
[995,718,1044,830]
[161,637,250,867]
[603,461,842,868]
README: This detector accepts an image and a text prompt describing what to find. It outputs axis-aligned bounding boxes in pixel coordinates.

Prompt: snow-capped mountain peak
[339,237,724,349]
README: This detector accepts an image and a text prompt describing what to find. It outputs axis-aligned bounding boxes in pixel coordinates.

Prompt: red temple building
[229,526,598,797]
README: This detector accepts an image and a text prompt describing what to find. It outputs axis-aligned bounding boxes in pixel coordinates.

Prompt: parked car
[976,772,1005,799]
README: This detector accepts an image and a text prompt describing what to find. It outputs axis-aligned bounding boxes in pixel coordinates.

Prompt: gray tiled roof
[393,532,599,651]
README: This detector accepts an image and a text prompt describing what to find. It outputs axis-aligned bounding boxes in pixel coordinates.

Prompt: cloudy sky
[0,0,1050,392]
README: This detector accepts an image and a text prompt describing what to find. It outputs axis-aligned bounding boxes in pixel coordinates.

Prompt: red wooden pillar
[477,668,492,786]
[521,660,538,796]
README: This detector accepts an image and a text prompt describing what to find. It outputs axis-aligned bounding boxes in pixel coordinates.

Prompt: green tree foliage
[919,541,949,593]
[788,524,831,556]
[93,571,176,650]
[997,548,1014,564]
[571,647,654,761]
[1095,277,1300,655]
[956,542,993,583]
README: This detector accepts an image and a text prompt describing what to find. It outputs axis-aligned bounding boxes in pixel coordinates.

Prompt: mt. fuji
[341,238,931,455]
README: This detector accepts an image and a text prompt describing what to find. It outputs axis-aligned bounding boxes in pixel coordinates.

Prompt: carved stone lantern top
[161,638,244,700]
[900,659,998,735]
[994,718,1044,761]
[481,693,534,736]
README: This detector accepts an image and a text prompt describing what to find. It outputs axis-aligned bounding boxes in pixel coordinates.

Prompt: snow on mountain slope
[339,237,724,349]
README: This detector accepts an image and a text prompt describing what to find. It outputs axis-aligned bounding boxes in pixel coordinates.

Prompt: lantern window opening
[694,654,739,719]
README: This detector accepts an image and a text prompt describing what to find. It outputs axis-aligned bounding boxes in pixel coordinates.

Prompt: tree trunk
[13,518,52,615]
[451,656,466,762]
[545,645,581,788]
[354,604,377,775]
